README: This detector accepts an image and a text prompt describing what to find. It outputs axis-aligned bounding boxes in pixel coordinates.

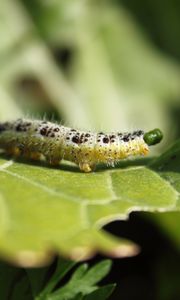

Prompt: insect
[0,119,163,172]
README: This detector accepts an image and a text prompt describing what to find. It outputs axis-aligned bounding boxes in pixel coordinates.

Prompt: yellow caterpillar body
[0,119,152,172]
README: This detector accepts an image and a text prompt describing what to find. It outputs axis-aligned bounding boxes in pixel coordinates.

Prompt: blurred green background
[0,0,180,146]
[0,1,180,299]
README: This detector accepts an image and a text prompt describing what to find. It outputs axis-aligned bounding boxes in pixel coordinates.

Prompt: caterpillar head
[143,128,163,146]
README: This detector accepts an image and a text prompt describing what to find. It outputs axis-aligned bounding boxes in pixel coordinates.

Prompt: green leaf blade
[0,140,179,266]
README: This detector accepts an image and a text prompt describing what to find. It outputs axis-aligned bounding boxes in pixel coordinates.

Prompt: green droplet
[143,128,163,146]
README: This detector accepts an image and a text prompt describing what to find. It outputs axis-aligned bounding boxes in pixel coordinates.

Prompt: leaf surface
[0,141,179,266]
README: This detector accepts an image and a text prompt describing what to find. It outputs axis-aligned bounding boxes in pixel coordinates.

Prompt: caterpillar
[0,119,163,172]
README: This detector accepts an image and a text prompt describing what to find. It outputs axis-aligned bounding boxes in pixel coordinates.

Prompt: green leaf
[72,294,84,300]
[70,264,88,280]
[78,260,112,286]
[0,140,179,266]
[47,260,112,300]
[83,284,116,300]
[37,259,75,300]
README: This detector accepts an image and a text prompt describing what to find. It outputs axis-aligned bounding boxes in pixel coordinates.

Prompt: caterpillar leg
[79,162,94,173]
[142,146,149,156]
[29,152,42,161]
[6,147,21,157]
[46,156,61,166]
[22,149,42,161]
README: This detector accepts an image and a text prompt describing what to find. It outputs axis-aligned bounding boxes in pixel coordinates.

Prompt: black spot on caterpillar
[0,119,163,172]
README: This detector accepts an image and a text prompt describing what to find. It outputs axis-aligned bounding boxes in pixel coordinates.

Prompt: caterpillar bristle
[0,119,163,172]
